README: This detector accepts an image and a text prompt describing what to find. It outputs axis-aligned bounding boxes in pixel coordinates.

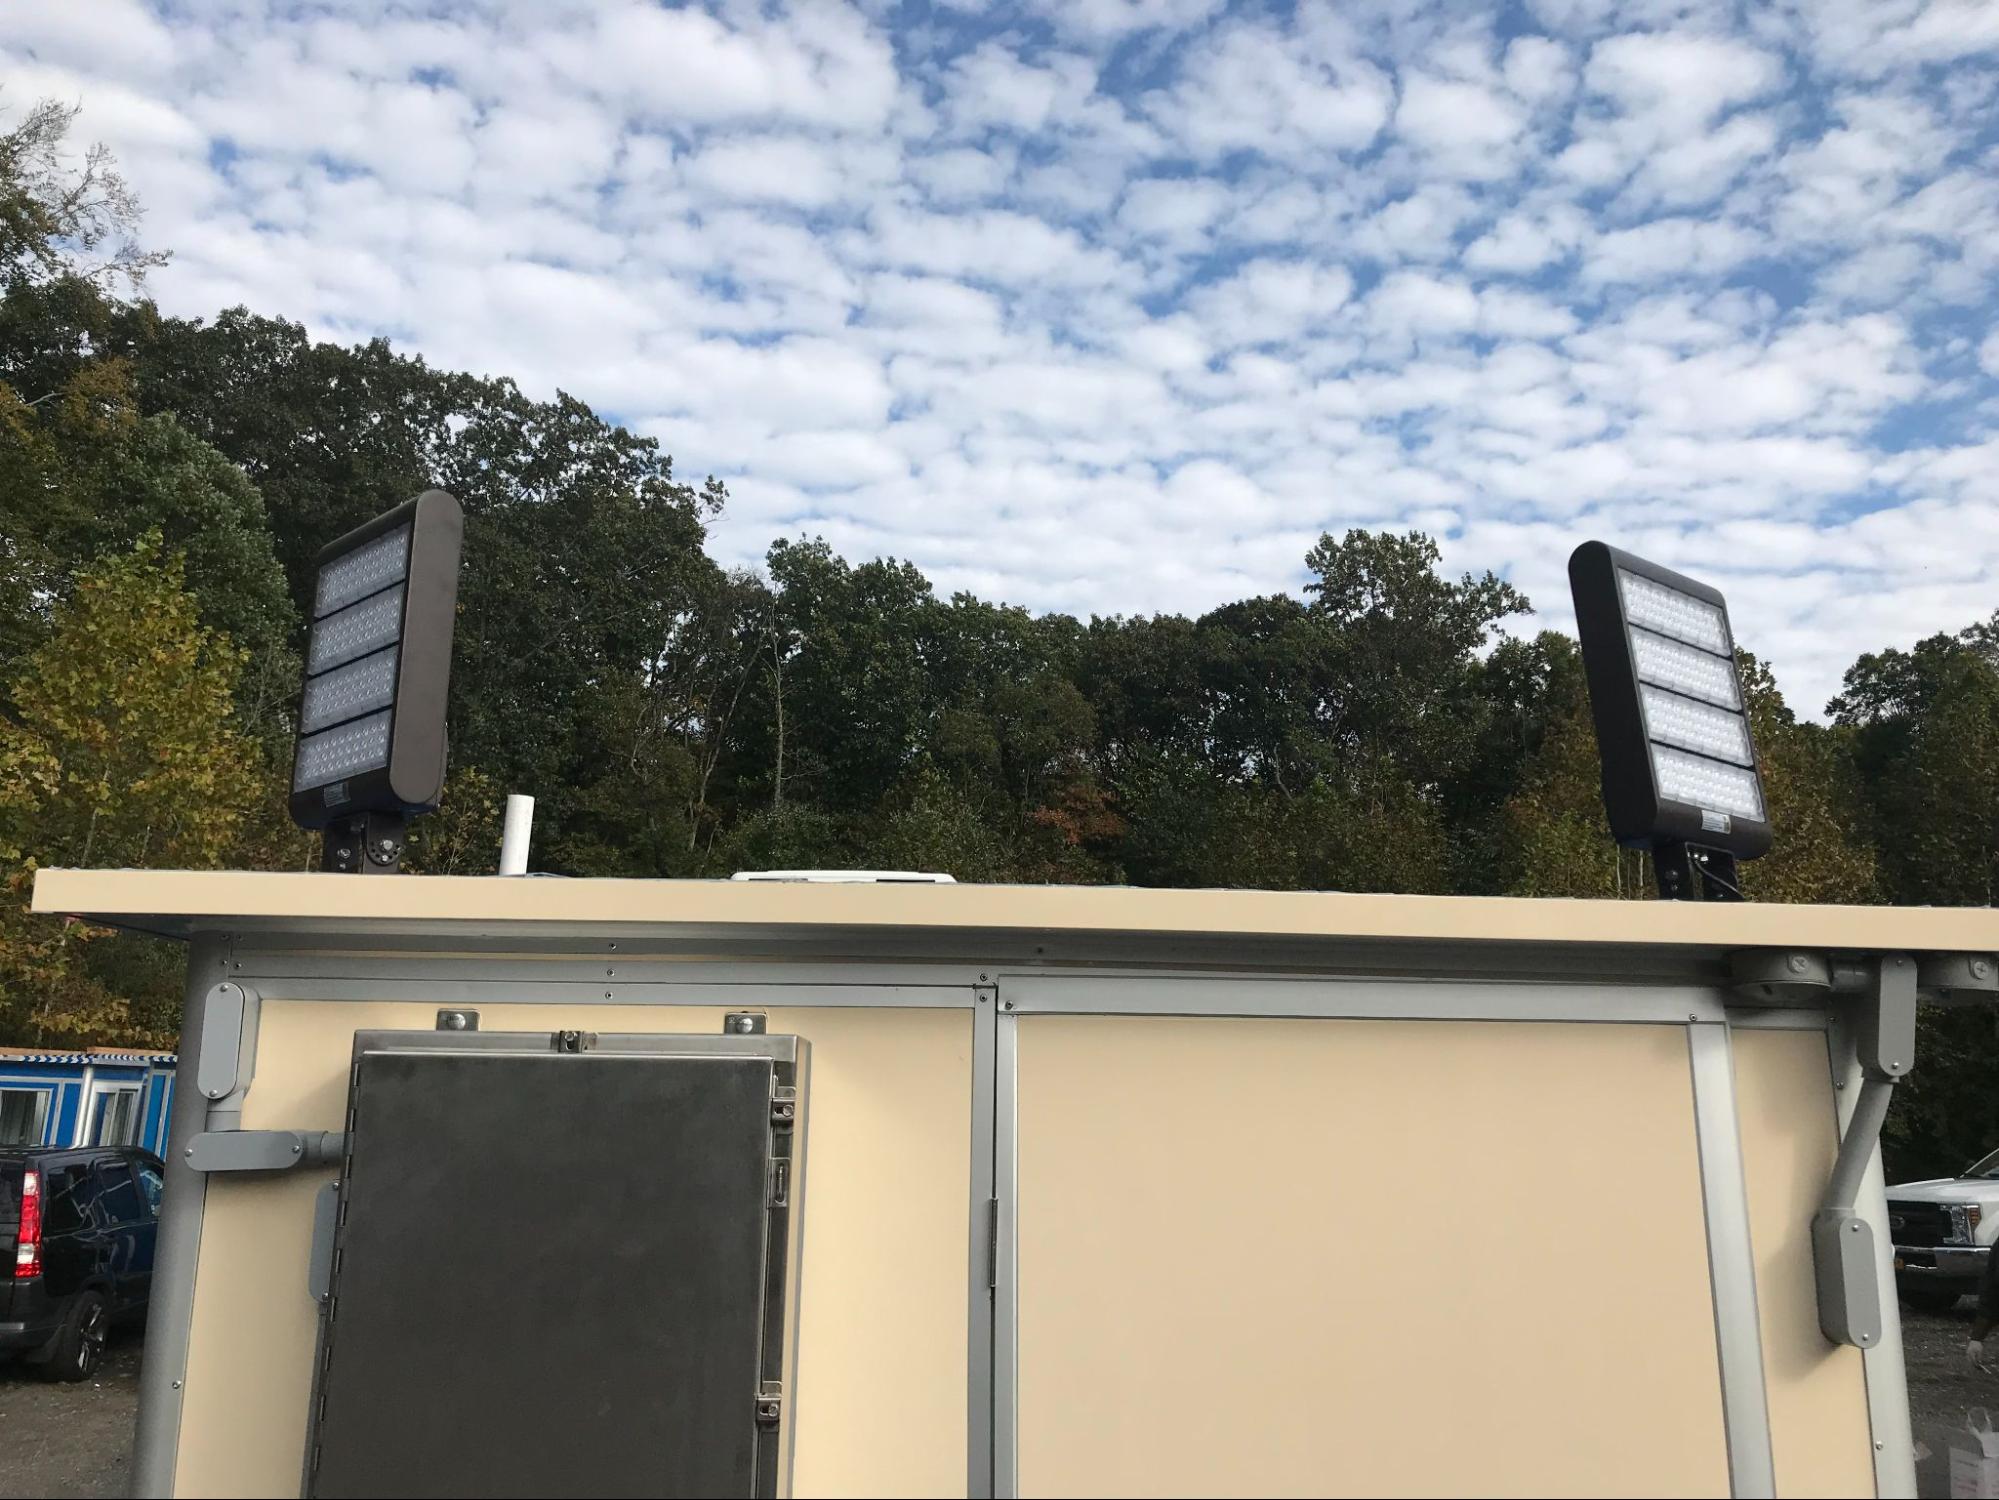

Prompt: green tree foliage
[0,537,265,1044]
[1833,625,1999,1178]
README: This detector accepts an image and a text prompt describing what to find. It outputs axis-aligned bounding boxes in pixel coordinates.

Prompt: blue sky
[5,0,1998,715]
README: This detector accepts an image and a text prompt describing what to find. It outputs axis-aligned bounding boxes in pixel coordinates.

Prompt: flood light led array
[1569,540,1772,868]
[289,491,463,831]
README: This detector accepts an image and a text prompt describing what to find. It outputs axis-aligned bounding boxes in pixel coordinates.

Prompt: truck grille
[1888,1200,1953,1247]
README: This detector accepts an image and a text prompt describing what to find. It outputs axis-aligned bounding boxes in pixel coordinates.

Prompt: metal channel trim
[1726,1006,1831,1032]
[227,947,990,992]
[967,985,997,1500]
[218,927,1726,988]
[233,977,976,1008]
[1829,1013,1918,1499]
[1001,973,1731,1024]
[130,936,229,1498]
[992,1011,1020,1500]
[1688,1022,1776,1499]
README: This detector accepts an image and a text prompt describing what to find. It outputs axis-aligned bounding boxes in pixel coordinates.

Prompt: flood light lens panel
[1651,743,1765,822]
[1617,569,1731,654]
[307,585,405,675]
[300,648,399,735]
[313,525,410,616]
[1638,683,1754,766]
[292,709,392,791]
[1628,628,1741,709]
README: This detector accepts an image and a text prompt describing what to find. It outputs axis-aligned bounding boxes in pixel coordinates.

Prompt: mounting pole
[500,794,535,876]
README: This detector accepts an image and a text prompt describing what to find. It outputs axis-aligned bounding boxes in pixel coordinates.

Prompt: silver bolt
[608,942,618,951]
[1850,1222,1862,1233]
[606,968,615,977]
[735,1015,757,1034]
[1689,1013,1699,1022]
[171,1379,181,1390]
[183,1147,193,1158]
[979,973,989,982]
[1876,1441,1885,1451]
[1976,959,1992,979]
[604,990,613,999]
[291,1143,301,1154]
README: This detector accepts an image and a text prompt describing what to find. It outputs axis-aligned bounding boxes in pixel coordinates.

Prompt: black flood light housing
[289,490,465,873]
[1569,541,1771,902]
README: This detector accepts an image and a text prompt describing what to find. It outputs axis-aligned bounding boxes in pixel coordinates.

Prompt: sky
[4,0,1998,716]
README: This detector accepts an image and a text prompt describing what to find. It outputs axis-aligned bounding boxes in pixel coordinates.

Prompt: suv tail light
[14,1168,41,1278]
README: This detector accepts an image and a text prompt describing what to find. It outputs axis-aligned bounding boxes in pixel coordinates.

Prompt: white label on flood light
[314,525,411,618]
[293,709,392,791]
[308,585,405,675]
[1651,742,1764,822]
[1617,569,1731,654]
[1639,683,1754,766]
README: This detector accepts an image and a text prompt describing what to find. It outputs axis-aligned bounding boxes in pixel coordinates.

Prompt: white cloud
[1395,74,1529,181]
[1586,30,1783,130]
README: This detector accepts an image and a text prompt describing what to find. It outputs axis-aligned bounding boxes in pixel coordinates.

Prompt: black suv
[0,1146,163,1380]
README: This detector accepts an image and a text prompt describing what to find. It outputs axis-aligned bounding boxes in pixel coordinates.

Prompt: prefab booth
[31,869,1999,1500]
[0,1047,177,1152]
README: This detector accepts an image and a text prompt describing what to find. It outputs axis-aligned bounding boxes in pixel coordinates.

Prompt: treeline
[2,107,1996,1175]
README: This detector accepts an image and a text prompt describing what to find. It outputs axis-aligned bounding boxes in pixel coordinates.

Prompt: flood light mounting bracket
[320,809,410,875]
[1653,840,1743,902]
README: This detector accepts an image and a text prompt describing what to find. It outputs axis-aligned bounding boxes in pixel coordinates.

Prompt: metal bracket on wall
[308,1180,340,1303]
[183,1130,346,1174]
[1810,953,1915,1349]
[196,981,259,1102]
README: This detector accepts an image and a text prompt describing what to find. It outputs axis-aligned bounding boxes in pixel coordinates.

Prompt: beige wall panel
[174,1001,971,1499]
[1732,1027,1876,1498]
[1016,1015,1728,1499]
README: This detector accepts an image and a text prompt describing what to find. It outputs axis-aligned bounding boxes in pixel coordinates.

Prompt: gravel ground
[1905,1298,1999,1497]
[0,1312,1983,1496]
[0,1332,141,1500]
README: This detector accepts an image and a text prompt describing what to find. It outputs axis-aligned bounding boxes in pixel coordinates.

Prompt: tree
[1833,623,1999,1179]
[0,98,164,293]
[1833,625,1999,906]
[0,537,265,1044]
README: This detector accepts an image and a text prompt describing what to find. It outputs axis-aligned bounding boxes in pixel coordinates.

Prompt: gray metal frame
[127,926,1915,1500]
[1688,1021,1776,1498]
[132,935,230,1499]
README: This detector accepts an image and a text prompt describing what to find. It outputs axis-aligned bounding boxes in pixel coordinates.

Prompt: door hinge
[755,1381,783,1427]
[987,1197,1000,1290]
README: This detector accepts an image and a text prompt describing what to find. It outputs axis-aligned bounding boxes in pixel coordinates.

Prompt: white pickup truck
[1889,1148,1999,1312]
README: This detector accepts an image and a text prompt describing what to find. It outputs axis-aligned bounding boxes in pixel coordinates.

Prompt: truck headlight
[1950,1204,1983,1244]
